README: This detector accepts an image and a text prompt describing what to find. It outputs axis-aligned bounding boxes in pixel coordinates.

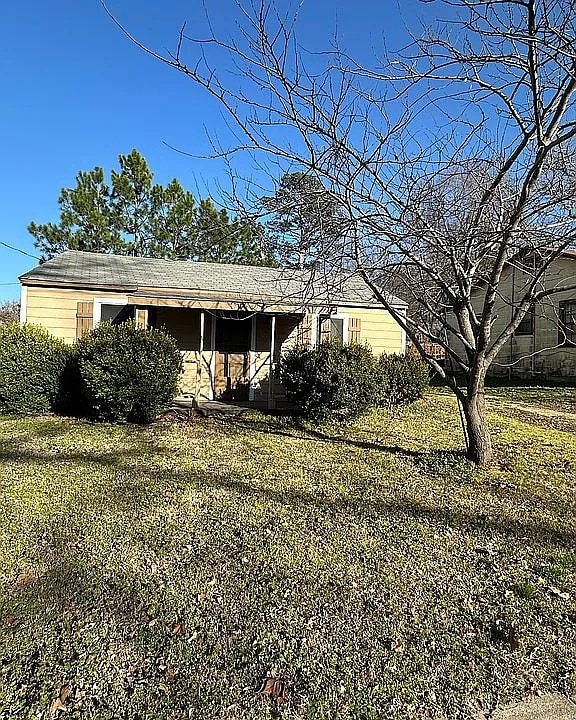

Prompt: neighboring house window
[318,315,344,343]
[515,304,535,336]
[558,300,576,346]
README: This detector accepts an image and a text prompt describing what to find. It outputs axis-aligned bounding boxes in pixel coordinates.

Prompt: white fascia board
[20,285,28,324]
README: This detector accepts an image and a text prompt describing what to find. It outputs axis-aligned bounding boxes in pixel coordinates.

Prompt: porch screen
[215,317,251,352]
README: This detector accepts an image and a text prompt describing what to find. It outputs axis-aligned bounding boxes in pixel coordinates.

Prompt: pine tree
[29,150,275,266]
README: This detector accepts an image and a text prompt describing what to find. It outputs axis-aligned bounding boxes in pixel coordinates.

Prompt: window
[317,315,344,343]
[515,304,535,336]
[100,303,134,324]
[558,300,576,346]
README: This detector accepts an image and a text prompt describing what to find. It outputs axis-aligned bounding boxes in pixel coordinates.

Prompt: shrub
[0,323,70,414]
[279,341,380,421]
[378,351,429,408]
[71,321,182,423]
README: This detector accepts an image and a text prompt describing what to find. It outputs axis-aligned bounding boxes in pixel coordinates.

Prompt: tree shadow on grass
[1,414,574,719]
[0,421,163,467]
[230,415,429,459]
[1,436,574,719]
[1,416,573,551]
[183,465,576,550]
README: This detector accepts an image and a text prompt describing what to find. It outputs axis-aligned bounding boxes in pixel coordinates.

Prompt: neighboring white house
[462,250,576,378]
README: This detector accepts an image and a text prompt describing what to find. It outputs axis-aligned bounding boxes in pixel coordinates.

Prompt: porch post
[249,315,257,402]
[197,310,205,400]
[310,312,319,347]
[209,314,216,400]
[268,314,276,409]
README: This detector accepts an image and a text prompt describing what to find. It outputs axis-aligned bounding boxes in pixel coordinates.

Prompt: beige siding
[25,287,127,343]
[339,307,404,356]
[487,258,576,376]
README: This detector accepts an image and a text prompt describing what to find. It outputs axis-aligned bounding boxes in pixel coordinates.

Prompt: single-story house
[451,249,576,378]
[19,251,407,407]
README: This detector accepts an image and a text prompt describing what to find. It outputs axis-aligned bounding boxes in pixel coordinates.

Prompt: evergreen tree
[261,172,345,268]
[29,150,275,266]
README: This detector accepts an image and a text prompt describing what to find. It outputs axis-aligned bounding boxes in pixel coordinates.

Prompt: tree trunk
[461,383,492,467]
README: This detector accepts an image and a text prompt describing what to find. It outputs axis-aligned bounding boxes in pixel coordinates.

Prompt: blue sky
[0,0,432,301]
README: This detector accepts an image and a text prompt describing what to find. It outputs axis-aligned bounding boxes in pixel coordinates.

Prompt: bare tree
[0,300,19,326]
[106,0,576,465]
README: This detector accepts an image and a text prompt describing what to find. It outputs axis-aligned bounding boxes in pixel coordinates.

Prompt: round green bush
[71,321,182,423]
[279,341,380,421]
[378,351,430,408]
[0,323,70,414]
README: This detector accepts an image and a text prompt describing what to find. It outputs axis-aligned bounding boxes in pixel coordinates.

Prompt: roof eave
[20,276,407,310]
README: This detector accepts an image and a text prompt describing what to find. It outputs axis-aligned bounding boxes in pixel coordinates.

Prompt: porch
[148,307,304,408]
[92,297,357,408]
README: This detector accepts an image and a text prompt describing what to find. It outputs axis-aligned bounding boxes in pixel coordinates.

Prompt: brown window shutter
[348,317,361,343]
[76,301,93,339]
[298,314,313,346]
[319,316,331,343]
[135,308,148,328]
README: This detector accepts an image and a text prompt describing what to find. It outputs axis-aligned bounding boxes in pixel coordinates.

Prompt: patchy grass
[0,392,575,719]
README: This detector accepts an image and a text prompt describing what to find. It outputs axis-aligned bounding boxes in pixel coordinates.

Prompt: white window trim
[315,313,349,345]
[92,297,129,328]
[396,306,407,354]
[19,285,28,324]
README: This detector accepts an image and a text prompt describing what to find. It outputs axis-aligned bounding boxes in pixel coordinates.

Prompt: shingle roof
[20,251,406,308]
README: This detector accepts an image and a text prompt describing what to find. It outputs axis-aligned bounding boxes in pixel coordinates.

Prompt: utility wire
[0,240,40,260]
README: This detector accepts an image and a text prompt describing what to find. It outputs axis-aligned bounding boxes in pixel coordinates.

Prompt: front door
[214,352,250,400]
[214,316,251,401]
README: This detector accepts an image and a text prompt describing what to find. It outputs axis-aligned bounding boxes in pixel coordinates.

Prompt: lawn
[0,390,575,719]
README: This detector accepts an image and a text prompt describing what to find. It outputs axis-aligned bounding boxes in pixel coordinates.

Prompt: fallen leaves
[49,685,72,717]
[260,673,288,702]
[14,570,39,589]
[547,585,571,601]
[2,614,21,627]
[490,619,521,651]
[383,637,405,653]
[171,620,187,637]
